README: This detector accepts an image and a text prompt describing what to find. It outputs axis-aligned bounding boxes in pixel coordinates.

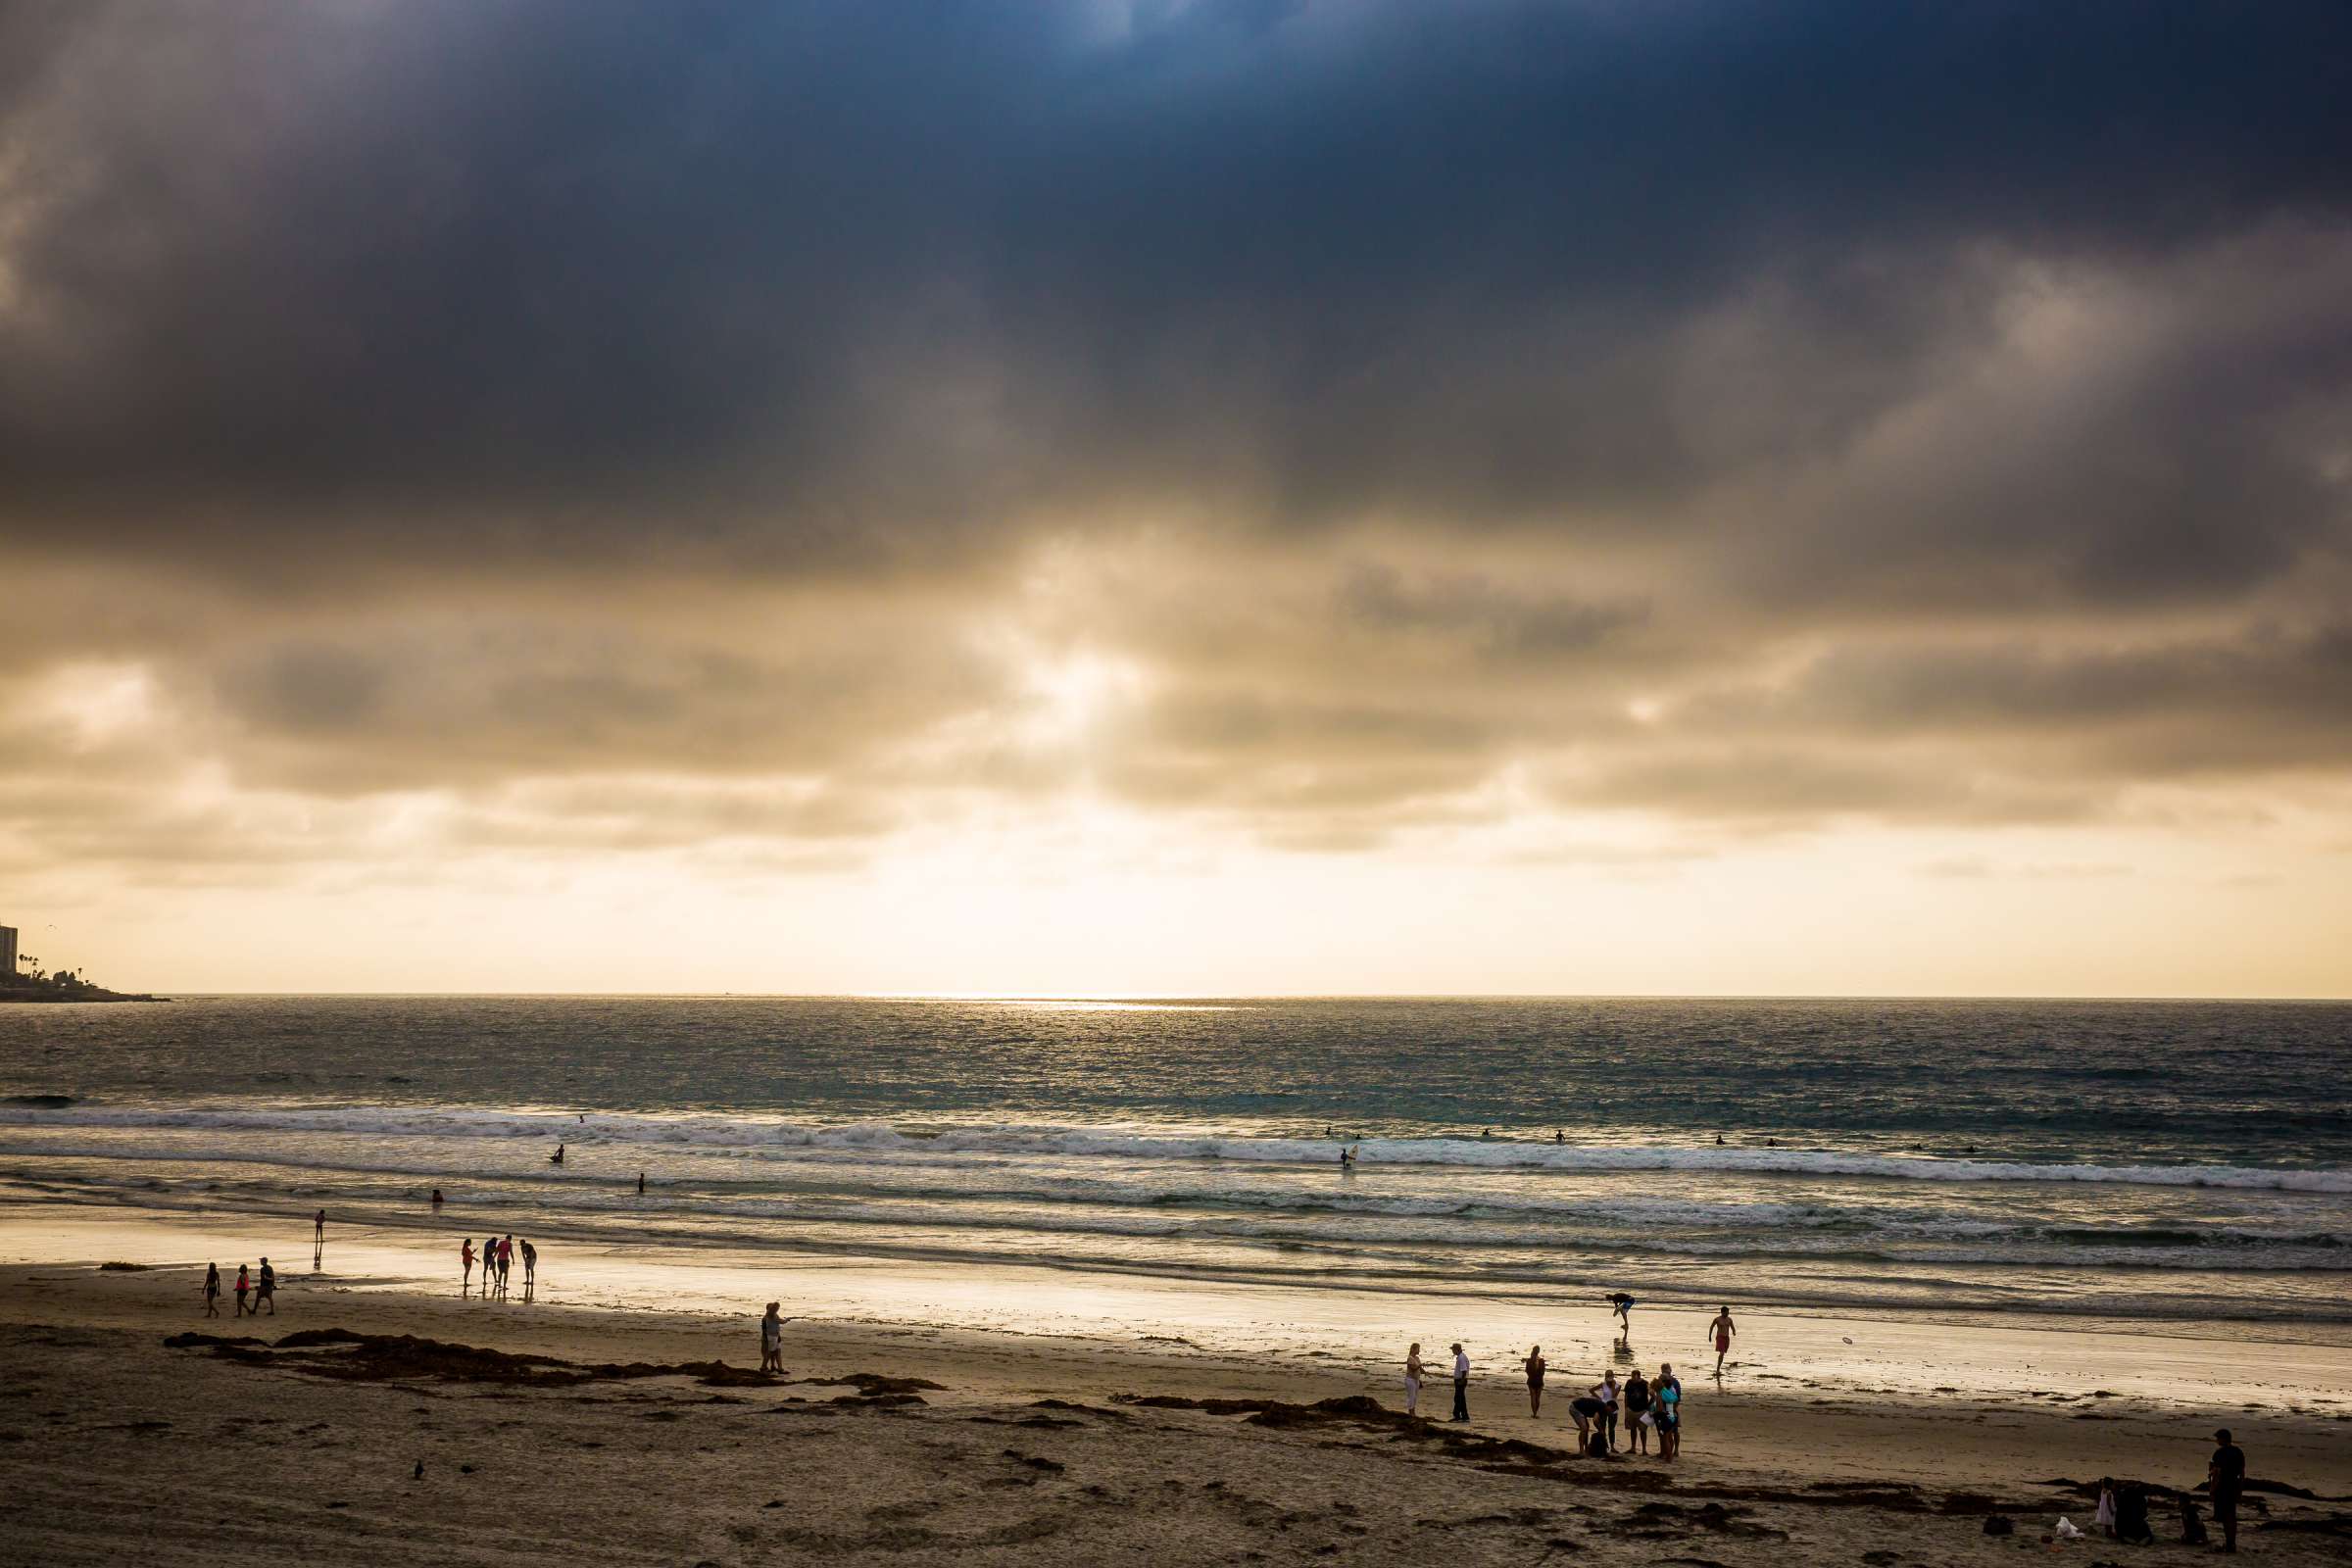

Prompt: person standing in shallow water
[461,1238,474,1298]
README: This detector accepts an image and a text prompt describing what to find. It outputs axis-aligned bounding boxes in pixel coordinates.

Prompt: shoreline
[6,1200,2348,1491]
[7,1199,2350,1565]
[7,1281,2351,1566]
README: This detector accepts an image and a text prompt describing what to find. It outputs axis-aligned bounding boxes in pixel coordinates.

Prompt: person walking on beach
[232,1263,252,1316]
[1623,1367,1652,1453]
[461,1238,475,1297]
[202,1262,221,1317]
[2207,1428,2244,1553]
[1705,1305,1737,1374]
[255,1257,276,1314]
[1522,1346,1546,1416]
[760,1302,785,1374]
[1403,1344,1428,1417]
[1449,1343,1470,1422]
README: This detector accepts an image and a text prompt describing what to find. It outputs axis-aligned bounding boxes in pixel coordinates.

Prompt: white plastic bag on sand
[2054,1517,2082,1540]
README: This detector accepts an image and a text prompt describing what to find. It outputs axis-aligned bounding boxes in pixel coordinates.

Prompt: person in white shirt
[1403,1343,1427,1416]
[1592,1371,1622,1449]
[1449,1342,1471,1422]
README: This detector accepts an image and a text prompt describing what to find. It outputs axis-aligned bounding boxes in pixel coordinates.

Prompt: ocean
[2,996,2346,1328]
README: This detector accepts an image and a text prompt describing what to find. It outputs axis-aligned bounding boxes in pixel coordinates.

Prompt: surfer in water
[550,1143,565,1166]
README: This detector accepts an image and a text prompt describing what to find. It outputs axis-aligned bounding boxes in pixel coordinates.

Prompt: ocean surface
[1,996,2346,1327]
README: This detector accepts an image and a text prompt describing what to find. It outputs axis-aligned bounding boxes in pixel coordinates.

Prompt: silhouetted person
[1522,1346,1545,1416]
[232,1264,250,1315]
[1450,1343,1470,1421]
[1623,1369,1652,1452]
[202,1262,221,1317]
[550,1143,565,1166]
[1706,1305,1737,1374]
[637,1171,646,1195]
[2208,1428,2244,1553]
[430,1188,444,1210]
[255,1257,275,1314]
[461,1238,475,1297]
[760,1301,784,1374]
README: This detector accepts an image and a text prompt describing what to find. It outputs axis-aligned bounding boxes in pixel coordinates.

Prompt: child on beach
[202,1262,221,1317]
[461,1239,474,1297]
[232,1264,251,1315]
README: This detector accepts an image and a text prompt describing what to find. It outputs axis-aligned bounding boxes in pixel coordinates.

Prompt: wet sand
[2,1203,2348,1565]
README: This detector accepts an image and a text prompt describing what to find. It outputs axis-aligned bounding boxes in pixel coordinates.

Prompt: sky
[4,1,2351,997]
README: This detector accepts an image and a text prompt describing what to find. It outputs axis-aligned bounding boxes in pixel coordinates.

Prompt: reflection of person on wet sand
[1706,1305,1737,1374]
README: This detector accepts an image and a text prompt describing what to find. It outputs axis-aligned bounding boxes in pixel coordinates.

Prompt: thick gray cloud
[2,1,2350,870]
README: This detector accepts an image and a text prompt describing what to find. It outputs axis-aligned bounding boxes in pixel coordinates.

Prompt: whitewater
[2,994,2345,1327]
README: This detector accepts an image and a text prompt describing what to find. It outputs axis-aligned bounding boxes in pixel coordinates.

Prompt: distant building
[0,926,15,976]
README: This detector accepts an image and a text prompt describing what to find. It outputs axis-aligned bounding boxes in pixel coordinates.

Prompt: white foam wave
[3,1104,2345,1193]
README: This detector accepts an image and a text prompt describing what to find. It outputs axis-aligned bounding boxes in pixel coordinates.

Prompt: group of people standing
[461,1233,537,1300]
[1397,1299,1739,1459]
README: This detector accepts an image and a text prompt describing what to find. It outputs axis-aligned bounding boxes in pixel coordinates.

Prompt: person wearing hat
[2207,1428,2244,1553]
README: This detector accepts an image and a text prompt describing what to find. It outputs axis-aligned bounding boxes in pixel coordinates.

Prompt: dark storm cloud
[5,1,2349,579]
[4,1,2352,864]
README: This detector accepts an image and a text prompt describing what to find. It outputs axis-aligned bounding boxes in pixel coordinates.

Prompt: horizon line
[100,988,2352,1004]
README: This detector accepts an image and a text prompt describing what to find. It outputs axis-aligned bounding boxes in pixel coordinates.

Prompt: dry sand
[2,1208,2347,1566]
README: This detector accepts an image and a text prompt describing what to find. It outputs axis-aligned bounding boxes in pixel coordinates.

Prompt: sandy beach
[3,1204,2346,1566]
